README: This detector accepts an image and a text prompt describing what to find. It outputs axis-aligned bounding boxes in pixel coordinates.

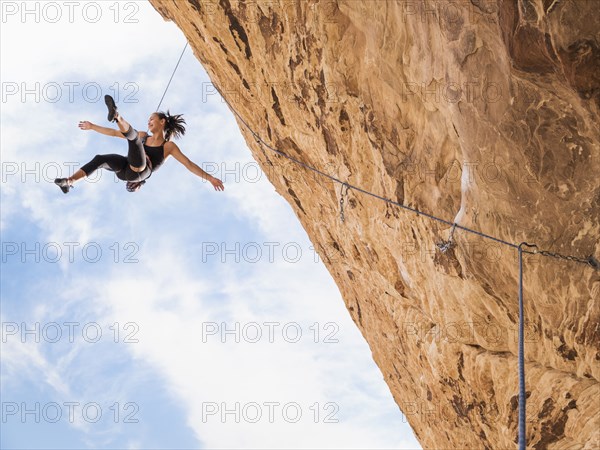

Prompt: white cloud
[94,240,418,449]
[0,1,184,82]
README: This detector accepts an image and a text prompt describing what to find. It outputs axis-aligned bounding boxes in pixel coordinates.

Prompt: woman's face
[147,114,164,133]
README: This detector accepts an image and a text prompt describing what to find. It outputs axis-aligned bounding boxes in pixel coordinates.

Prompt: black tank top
[142,135,166,172]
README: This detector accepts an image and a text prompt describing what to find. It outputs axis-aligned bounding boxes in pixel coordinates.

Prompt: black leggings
[81,126,151,182]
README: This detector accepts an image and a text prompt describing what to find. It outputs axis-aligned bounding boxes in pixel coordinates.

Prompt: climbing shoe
[104,94,118,123]
[54,178,72,194]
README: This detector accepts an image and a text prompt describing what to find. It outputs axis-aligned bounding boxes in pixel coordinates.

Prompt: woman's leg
[114,113,146,173]
[114,111,130,134]
[67,169,86,186]
[55,154,127,193]
[79,154,128,179]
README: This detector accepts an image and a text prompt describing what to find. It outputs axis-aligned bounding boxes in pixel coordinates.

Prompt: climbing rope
[154,42,189,113]
[213,80,597,267]
[138,42,188,184]
[518,243,537,450]
[159,41,598,449]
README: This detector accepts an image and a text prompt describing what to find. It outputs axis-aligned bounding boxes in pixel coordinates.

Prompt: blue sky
[1,2,421,448]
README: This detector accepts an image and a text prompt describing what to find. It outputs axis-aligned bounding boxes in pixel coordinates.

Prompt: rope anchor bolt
[437,223,457,253]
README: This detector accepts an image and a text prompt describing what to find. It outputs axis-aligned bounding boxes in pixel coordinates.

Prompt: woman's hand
[209,176,225,191]
[78,121,93,131]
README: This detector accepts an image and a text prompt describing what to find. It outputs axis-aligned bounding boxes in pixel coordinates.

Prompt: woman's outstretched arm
[168,142,225,191]
[79,120,141,139]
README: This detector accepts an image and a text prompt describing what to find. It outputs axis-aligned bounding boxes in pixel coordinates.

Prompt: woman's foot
[54,178,73,194]
[104,95,118,123]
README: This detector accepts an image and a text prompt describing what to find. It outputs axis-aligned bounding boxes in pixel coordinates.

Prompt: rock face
[149,0,599,448]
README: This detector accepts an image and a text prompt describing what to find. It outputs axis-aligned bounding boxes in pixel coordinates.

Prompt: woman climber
[54,95,225,193]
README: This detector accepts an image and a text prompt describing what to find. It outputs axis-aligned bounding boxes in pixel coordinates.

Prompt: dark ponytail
[156,110,186,141]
